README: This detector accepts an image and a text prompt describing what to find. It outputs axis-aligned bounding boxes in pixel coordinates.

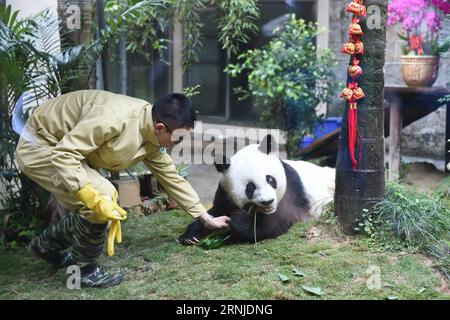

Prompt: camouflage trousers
[35,213,107,267]
[16,129,115,266]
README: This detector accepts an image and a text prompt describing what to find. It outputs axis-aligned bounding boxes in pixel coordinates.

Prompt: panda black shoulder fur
[178,134,335,244]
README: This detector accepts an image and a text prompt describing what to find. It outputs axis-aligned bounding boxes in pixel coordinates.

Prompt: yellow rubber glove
[76,184,126,256]
[107,192,123,256]
[76,183,127,222]
[108,220,122,256]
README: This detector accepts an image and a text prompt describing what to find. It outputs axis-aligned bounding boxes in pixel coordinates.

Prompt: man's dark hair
[152,93,196,129]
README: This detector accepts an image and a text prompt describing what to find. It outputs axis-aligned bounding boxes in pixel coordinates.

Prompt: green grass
[0,209,448,300]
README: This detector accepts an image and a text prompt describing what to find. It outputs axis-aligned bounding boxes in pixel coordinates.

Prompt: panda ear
[214,154,231,173]
[259,134,276,154]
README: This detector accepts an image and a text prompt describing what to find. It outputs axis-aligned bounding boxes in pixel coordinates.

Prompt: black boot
[30,237,76,269]
[80,263,124,288]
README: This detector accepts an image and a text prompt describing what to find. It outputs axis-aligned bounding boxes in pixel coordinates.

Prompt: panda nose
[261,199,274,206]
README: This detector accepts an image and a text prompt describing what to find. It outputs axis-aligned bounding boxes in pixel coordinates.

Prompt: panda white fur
[179,135,335,244]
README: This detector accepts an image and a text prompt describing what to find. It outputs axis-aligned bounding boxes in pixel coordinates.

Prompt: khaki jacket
[24,90,205,218]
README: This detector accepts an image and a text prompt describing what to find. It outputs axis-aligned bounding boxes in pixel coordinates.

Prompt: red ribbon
[348,103,358,169]
[409,35,424,55]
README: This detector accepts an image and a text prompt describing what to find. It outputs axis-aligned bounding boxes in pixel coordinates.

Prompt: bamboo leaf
[199,230,231,250]
[277,273,290,282]
[301,285,324,296]
[292,267,306,277]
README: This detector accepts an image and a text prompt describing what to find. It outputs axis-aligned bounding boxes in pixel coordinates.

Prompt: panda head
[215,135,287,214]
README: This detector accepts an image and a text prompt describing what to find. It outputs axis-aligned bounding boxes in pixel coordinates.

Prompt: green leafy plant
[103,0,170,63]
[181,84,201,97]
[213,0,260,56]
[225,15,338,157]
[0,175,47,243]
[103,0,260,69]
[199,229,231,250]
[0,6,102,243]
[355,182,450,278]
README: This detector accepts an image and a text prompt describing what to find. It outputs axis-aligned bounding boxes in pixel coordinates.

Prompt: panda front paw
[178,220,209,245]
[229,209,253,240]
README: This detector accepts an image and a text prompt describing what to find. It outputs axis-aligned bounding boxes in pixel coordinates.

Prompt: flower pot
[400,55,440,87]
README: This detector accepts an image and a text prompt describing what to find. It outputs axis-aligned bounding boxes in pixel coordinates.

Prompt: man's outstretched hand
[200,213,230,230]
[181,213,230,245]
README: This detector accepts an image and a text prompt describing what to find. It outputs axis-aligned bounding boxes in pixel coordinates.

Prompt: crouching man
[15,90,230,288]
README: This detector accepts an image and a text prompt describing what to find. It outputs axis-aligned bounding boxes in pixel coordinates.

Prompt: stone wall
[327,0,449,164]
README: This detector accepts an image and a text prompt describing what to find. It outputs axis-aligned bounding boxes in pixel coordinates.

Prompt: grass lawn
[0,209,448,300]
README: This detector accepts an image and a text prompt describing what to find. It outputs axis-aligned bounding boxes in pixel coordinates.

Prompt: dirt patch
[127,256,161,280]
[402,162,448,193]
[303,224,352,248]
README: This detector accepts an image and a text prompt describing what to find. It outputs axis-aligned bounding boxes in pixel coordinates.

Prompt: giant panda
[178,135,335,244]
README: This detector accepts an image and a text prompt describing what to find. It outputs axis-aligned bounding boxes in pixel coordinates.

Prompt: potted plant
[387,0,450,87]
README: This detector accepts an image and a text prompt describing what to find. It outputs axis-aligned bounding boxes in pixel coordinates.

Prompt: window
[185,0,317,124]
[128,51,170,103]
[104,36,170,103]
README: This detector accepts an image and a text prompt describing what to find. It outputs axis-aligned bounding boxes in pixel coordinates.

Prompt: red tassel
[348,104,358,169]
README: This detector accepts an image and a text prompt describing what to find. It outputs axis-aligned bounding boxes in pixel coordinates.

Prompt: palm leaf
[27,10,61,56]
[176,162,191,178]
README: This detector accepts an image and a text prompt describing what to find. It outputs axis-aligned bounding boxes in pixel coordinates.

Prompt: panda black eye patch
[245,182,256,199]
[266,175,277,189]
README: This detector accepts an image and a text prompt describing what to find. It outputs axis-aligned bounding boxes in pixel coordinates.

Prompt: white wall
[6,0,57,19]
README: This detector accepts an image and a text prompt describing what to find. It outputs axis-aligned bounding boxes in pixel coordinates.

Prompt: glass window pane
[105,31,170,103]
[186,8,225,118]
[128,51,170,103]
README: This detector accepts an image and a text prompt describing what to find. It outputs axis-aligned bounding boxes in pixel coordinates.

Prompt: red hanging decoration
[346,2,367,16]
[341,39,364,56]
[340,0,366,170]
[348,58,362,78]
[349,18,363,36]
[348,103,358,169]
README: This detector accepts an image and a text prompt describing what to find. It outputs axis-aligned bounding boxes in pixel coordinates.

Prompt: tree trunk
[335,0,387,234]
